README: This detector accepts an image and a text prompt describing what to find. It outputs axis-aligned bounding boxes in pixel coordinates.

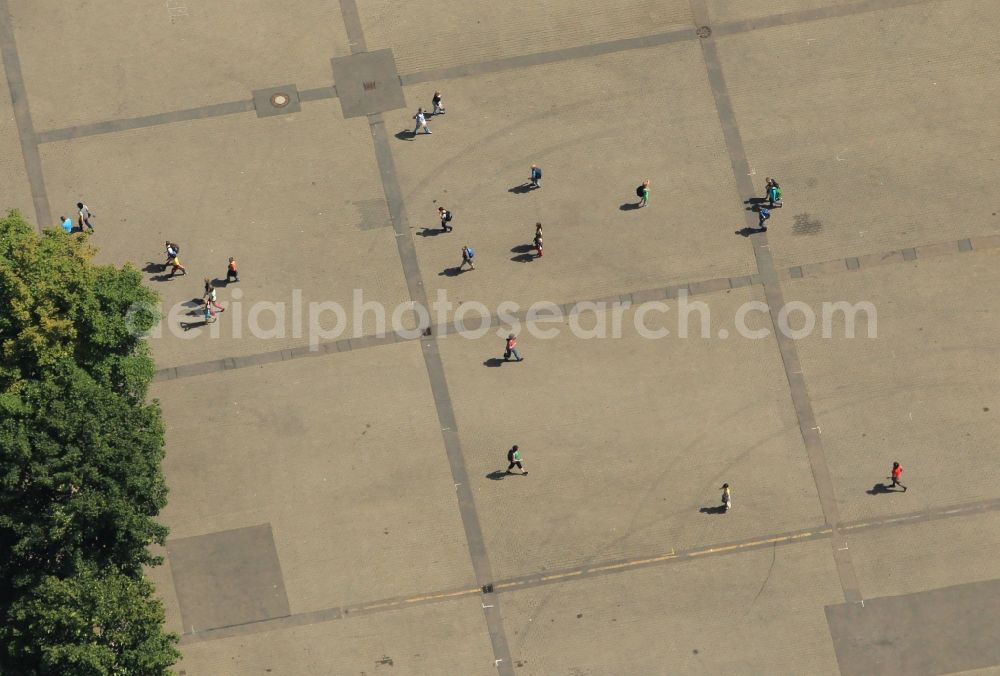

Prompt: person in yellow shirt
[720,483,732,512]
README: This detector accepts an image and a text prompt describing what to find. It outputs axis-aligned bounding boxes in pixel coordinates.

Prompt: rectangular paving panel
[168,523,290,633]
[826,579,1000,676]
[332,49,406,118]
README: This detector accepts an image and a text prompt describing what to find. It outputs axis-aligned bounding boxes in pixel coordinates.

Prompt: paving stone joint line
[152,234,996,382]
[176,495,1000,644]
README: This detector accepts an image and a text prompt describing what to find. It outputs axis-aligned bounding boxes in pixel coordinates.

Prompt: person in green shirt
[506,445,526,475]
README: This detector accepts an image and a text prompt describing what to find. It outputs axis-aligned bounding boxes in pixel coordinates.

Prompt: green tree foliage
[0,210,178,673]
[6,568,177,675]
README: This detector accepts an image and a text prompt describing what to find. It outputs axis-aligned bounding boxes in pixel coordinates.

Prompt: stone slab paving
[152,343,477,617]
[390,43,759,314]
[438,286,826,580]
[176,597,496,676]
[38,100,411,370]
[358,0,694,75]
[501,539,843,674]
[0,48,33,219]
[718,0,1000,270]
[847,510,1000,600]
[2,0,1000,673]
[789,252,1000,524]
[8,0,350,131]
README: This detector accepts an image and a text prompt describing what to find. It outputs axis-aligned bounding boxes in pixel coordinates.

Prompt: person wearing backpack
[530,164,542,188]
[165,241,179,271]
[758,206,771,231]
[636,180,650,207]
[460,245,475,270]
[765,177,783,208]
[505,445,526,475]
[438,206,453,232]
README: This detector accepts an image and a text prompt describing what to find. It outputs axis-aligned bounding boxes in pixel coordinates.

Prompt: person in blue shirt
[60,216,74,233]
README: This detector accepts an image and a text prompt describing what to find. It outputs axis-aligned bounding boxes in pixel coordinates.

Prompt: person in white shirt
[77,202,93,232]
[412,108,431,135]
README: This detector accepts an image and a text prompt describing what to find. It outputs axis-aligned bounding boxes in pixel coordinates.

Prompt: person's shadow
[486,470,509,480]
[483,358,505,367]
[142,262,167,274]
[508,183,535,194]
[394,130,415,141]
[439,266,465,277]
[510,244,533,253]
[180,319,210,331]
[417,227,446,237]
[744,197,767,206]
[212,277,230,287]
[619,202,642,211]
[735,227,761,237]
[699,505,728,514]
[866,482,895,495]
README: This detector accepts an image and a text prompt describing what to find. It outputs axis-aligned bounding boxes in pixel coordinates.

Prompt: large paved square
[5,0,1000,673]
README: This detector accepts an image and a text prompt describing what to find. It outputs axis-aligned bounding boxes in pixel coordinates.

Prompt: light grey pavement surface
[3,0,1000,674]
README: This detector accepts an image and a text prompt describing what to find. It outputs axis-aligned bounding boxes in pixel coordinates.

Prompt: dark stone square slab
[826,579,1000,676]
[252,85,301,118]
[331,49,406,118]
[168,523,290,632]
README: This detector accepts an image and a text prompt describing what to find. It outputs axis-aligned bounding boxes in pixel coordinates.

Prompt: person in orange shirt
[888,462,907,492]
[226,256,240,283]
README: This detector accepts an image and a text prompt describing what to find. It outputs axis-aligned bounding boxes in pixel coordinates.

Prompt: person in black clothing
[506,445,526,475]
[439,207,453,232]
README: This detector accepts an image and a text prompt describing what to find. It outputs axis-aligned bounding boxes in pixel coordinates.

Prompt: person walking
[226,257,240,283]
[758,206,771,231]
[204,279,225,312]
[533,230,543,258]
[168,252,186,277]
[431,90,445,115]
[506,445,526,475]
[201,299,217,324]
[720,483,732,512]
[413,108,431,135]
[164,241,179,270]
[888,462,907,492]
[530,164,542,189]
[459,245,475,270]
[636,180,650,207]
[439,207,453,232]
[77,202,94,232]
[504,333,522,362]
[765,177,783,208]
[60,216,74,234]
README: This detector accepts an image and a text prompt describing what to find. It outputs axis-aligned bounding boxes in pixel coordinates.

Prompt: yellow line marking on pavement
[354,588,479,613]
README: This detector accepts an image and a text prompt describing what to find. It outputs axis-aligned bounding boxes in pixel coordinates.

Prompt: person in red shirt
[888,461,907,492]
[504,334,522,362]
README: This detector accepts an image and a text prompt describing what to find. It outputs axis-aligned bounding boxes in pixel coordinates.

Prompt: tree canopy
[0,210,178,674]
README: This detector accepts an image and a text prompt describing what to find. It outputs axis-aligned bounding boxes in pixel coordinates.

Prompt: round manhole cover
[270,93,291,108]
[696,25,712,38]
